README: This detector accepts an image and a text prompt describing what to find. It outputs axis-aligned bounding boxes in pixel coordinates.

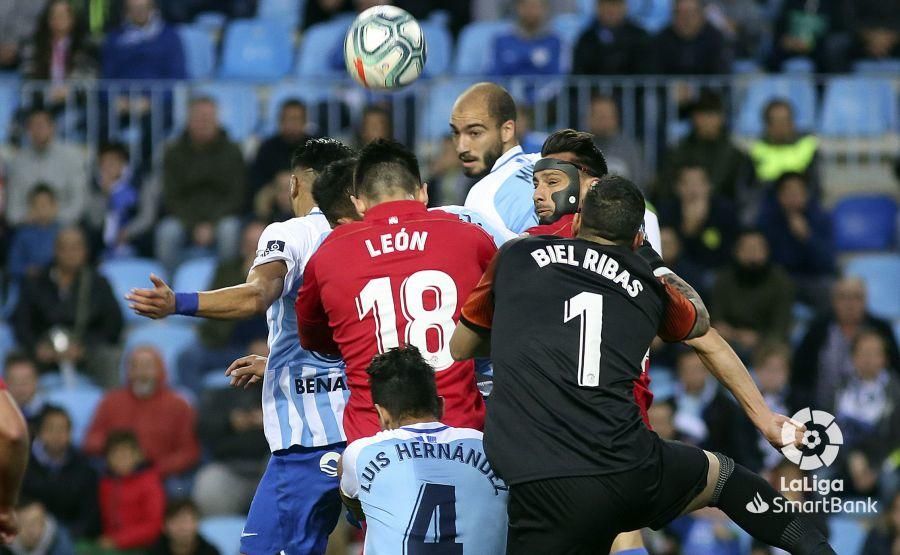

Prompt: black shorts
[506,438,709,555]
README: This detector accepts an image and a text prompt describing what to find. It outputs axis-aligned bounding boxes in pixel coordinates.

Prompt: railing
[5,74,899,179]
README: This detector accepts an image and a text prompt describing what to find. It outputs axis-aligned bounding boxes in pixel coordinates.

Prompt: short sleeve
[460,251,501,333]
[494,172,539,234]
[643,207,662,256]
[657,278,698,343]
[252,223,298,292]
[340,441,361,499]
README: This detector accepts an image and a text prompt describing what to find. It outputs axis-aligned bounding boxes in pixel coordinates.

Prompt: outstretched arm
[0,382,29,543]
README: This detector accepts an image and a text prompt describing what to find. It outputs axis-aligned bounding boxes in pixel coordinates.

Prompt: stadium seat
[781,56,815,73]
[420,20,453,78]
[194,12,227,37]
[178,25,216,79]
[0,78,19,143]
[296,15,355,78]
[852,59,900,75]
[452,20,513,75]
[199,515,246,555]
[219,19,294,80]
[122,322,198,386]
[627,0,673,33]
[0,322,15,371]
[420,78,479,140]
[193,83,260,141]
[172,257,218,293]
[827,516,867,555]
[735,76,816,136]
[831,195,898,252]
[845,254,900,321]
[99,258,168,325]
[552,13,589,45]
[648,366,674,400]
[257,0,304,28]
[731,58,761,74]
[44,384,103,445]
[38,371,95,390]
[819,77,898,137]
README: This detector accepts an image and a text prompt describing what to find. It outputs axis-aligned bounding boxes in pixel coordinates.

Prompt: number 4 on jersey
[404,483,463,554]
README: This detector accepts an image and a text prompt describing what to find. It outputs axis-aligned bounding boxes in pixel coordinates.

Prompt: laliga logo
[781,408,843,470]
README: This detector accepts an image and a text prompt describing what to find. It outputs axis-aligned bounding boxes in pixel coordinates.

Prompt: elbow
[249,284,270,316]
[449,333,471,362]
[0,411,29,450]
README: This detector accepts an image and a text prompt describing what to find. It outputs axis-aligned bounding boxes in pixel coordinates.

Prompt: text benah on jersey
[357,441,506,494]
[530,245,644,298]
[364,228,428,258]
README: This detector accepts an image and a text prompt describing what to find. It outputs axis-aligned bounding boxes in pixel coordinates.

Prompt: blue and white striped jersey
[432,205,518,246]
[251,208,348,452]
[341,422,508,555]
[464,145,540,234]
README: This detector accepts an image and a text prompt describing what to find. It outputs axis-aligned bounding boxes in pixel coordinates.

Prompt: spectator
[658,165,739,271]
[711,230,794,358]
[101,0,185,80]
[1,354,45,429]
[490,0,562,76]
[657,90,749,201]
[355,105,393,148]
[84,347,200,480]
[647,398,680,442]
[302,0,352,30]
[250,100,310,199]
[659,226,709,299]
[572,0,654,75]
[757,172,834,309]
[769,0,849,72]
[192,377,268,515]
[748,100,820,192]
[654,0,732,75]
[0,0,48,70]
[85,142,140,259]
[157,97,245,270]
[176,223,269,395]
[148,499,219,555]
[21,406,99,539]
[13,227,123,384]
[792,277,900,410]
[849,0,900,62]
[4,108,88,227]
[7,185,60,283]
[752,342,796,471]
[862,491,900,555]
[253,170,295,224]
[1,497,75,555]
[704,0,767,59]
[424,136,472,207]
[98,430,165,550]
[666,507,743,555]
[587,95,647,187]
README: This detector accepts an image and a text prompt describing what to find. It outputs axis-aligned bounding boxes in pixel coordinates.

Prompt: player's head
[534,129,609,224]
[367,345,443,430]
[450,82,518,178]
[289,137,355,217]
[351,139,426,215]
[313,157,361,228]
[573,175,645,248]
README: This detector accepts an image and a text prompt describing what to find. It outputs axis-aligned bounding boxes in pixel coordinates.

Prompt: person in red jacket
[83,346,200,479]
[98,430,165,550]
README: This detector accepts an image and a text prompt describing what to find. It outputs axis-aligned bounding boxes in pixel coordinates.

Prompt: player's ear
[572,212,582,236]
[416,182,429,205]
[436,396,445,420]
[500,119,516,145]
[631,230,645,251]
[289,174,300,199]
[374,404,391,431]
[350,195,367,218]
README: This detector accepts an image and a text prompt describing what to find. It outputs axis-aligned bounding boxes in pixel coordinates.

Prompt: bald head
[450,83,518,178]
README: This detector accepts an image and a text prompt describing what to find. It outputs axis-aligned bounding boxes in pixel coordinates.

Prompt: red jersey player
[296,140,496,443]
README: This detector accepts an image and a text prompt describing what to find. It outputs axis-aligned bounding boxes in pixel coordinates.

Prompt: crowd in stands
[0,0,897,554]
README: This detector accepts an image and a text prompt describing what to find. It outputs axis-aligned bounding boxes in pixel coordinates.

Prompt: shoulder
[344,431,395,463]
[440,426,484,442]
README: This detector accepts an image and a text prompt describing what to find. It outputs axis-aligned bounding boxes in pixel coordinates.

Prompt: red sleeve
[657,277,699,342]
[157,400,200,477]
[111,472,165,549]
[460,251,500,333]
[295,253,341,355]
[474,228,499,272]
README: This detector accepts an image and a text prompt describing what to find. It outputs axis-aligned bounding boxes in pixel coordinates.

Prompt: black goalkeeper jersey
[462,236,667,485]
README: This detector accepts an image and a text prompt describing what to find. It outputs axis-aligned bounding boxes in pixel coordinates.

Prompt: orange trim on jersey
[460,252,500,332]
[657,279,698,342]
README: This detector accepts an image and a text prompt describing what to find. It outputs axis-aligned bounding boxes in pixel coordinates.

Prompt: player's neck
[393,415,441,429]
[576,232,619,246]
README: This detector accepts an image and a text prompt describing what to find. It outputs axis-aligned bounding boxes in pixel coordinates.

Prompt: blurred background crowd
[0,0,898,553]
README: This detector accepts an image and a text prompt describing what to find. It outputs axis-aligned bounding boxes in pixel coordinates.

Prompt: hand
[0,507,17,544]
[99,536,116,550]
[49,84,70,103]
[192,222,215,247]
[781,35,811,53]
[35,341,58,364]
[787,213,810,240]
[62,341,84,363]
[229,409,250,432]
[0,43,18,65]
[225,355,267,389]
[126,274,176,319]
[761,412,805,451]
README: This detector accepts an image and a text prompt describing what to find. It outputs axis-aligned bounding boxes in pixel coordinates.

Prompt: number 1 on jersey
[564,292,604,387]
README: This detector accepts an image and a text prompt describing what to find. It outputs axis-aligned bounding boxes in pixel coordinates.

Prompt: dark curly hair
[367,345,441,420]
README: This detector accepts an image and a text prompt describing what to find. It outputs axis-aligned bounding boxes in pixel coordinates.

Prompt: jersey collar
[399,421,448,434]
[363,200,427,222]
[490,145,525,173]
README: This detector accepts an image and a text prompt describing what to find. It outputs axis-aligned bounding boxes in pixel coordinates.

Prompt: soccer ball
[344,6,426,90]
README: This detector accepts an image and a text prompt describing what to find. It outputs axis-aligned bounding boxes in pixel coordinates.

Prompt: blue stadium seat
[845,254,900,321]
[173,256,218,293]
[219,19,294,80]
[552,13,589,45]
[420,78,479,140]
[178,25,216,79]
[420,20,453,78]
[200,515,246,555]
[735,76,816,136]
[831,195,898,252]
[99,258,168,325]
[44,384,103,445]
[852,59,900,75]
[731,58,761,74]
[781,56,815,73]
[819,77,898,137]
[194,12,227,37]
[627,0,673,33]
[193,83,260,141]
[122,322,198,386]
[0,78,19,143]
[452,20,513,75]
[296,15,355,78]
[257,0,304,28]
[0,322,15,371]
[38,371,95,390]
[827,516,866,555]
[648,366,674,400]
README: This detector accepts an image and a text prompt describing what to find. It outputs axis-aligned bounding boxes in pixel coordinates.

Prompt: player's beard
[464,139,505,179]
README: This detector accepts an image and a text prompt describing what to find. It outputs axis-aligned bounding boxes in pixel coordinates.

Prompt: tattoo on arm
[661,272,710,340]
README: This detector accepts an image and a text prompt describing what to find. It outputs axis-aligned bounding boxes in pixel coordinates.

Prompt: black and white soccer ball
[343,6,426,90]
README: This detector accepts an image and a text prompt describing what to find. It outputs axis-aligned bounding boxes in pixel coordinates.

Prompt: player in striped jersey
[125,138,355,555]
